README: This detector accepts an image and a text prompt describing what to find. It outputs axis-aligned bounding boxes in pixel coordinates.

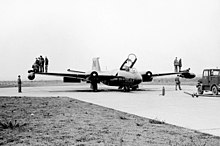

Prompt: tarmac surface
[1,83,220,136]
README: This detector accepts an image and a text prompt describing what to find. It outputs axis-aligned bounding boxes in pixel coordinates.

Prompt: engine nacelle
[88,71,99,81]
[142,71,153,82]
[90,71,98,77]
[28,72,35,80]
[179,72,196,79]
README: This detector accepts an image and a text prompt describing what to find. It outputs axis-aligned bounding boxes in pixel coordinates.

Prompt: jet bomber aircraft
[28,54,195,92]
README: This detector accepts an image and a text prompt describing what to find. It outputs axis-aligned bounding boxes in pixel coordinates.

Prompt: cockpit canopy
[120,54,137,71]
[129,68,138,73]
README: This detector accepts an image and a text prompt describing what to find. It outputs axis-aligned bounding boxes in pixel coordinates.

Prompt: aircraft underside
[90,82,140,92]
[92,78,142,92]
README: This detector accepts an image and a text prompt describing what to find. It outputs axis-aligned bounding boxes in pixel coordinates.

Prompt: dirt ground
[0,96,220,146]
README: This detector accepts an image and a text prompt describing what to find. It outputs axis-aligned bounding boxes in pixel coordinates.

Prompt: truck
[197,69,220,95]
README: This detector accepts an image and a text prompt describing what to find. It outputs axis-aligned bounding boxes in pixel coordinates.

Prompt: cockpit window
[121,59,132,70]
[130,68,137,73]
[120,54,137,71]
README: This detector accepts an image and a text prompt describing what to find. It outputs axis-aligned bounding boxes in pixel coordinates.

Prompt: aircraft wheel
[212,86,218,95]
[197,85,203,95]
[132,85,138,91]
[124,86,130,92]
[118,86,123,90]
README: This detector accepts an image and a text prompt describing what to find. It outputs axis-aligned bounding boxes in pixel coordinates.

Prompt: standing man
[174,57,179,72]
[179,58,182,72]
[45,56,49,73]
[40,56,45,72]
[17,75,22,93]
[175,75,181,90]
[34,57,40,72]
[38,57,42,72]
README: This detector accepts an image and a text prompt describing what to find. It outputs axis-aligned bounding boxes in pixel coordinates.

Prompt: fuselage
[100,68,142,87]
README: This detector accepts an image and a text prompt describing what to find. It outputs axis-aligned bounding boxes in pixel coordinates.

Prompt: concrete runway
[1,83,220,136]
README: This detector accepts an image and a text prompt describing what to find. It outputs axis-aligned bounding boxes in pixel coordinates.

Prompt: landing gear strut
[90,82,98,92]
[123,86,130,92]
[132,85,139,91]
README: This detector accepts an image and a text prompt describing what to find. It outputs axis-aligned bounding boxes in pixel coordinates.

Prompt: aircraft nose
[134,78,142,85]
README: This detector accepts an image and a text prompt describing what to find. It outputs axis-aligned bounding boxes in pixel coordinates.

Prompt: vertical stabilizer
[92,57,101,72]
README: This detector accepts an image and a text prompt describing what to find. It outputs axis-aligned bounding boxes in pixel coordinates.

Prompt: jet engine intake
[28,72,35,80]
[179,72,196,79]
[89,71,99,82]
[142,71,153,82]
[89,71,99,91]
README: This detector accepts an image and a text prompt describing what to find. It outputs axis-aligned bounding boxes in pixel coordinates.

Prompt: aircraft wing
[28,71,117,82]
[152,72,182,77]
[141,69,196,82]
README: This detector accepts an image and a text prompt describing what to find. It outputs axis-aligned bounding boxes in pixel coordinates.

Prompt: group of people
[32,56,49,73]
[174,57,182,72]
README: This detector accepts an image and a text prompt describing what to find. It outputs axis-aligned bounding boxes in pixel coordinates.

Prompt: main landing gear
[118,85,139,92]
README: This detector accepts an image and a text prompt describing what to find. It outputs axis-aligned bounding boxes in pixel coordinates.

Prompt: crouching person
[32,63,39,73]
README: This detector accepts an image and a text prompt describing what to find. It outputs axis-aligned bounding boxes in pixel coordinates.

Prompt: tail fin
[92,57,101,72]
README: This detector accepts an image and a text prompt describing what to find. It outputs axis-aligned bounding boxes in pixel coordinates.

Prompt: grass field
[1,96,220,146]
[2,78,219,145]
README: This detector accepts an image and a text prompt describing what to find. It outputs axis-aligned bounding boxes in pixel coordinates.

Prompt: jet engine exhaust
[180,72,196,79]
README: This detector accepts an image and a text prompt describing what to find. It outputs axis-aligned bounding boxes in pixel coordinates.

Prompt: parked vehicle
[197,69,220,95]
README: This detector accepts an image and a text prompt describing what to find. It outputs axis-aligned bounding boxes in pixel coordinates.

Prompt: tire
[124,86,130,92]
[197,85,203,95]
[132,85,139,91]
[212,86,218,95]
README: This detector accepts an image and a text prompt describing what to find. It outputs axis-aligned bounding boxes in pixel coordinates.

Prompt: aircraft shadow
[199,94,220,98]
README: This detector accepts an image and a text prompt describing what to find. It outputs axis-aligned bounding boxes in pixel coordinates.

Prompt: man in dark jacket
[174,57,179,72]
[45,56,49,73]
[40,56,44,72]
[175,75,181,90]
[179,58,182,72]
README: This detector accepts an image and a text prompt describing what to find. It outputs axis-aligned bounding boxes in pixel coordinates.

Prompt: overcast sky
[0,0,219,80]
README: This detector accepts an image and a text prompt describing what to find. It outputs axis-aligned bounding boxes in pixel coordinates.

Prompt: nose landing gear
[123,86,130,92]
